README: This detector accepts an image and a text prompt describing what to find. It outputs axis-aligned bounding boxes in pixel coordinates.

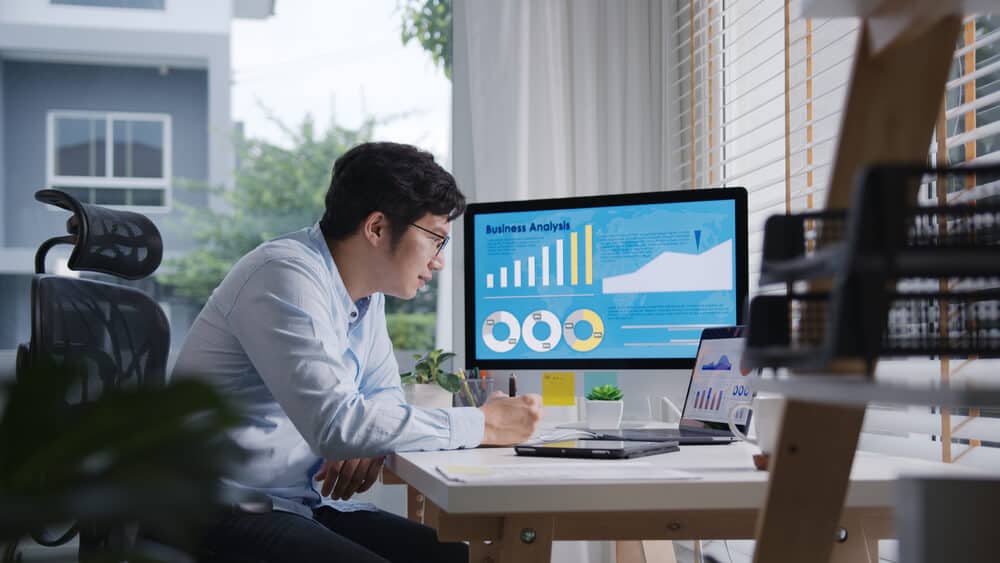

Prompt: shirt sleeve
[224,257,484,460]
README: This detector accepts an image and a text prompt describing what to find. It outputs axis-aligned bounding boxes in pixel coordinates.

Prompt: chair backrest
[27,275,169,400]
[15,189,169,555]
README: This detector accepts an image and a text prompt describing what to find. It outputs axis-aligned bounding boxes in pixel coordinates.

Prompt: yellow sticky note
[542,372,576,406]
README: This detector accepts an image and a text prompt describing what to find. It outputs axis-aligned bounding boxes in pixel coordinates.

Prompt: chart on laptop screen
[685,337,753,424]
[470,198,738,362]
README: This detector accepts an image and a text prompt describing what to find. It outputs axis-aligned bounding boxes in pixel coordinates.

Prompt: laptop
[591,326,757,445]
[515,439,679,459]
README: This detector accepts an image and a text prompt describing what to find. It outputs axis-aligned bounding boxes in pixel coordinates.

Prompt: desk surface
[386,443,980,515]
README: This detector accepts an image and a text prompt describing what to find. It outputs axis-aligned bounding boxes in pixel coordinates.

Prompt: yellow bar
[570,232,579,286]
[585,225,593,285]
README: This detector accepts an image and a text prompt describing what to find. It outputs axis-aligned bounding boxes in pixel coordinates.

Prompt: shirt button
[350,311,357,318]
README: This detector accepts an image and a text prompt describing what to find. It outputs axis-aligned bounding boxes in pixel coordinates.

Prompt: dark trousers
[195,506,468,563]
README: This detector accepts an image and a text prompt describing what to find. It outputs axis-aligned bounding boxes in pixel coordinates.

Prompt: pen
[508,373,517,397]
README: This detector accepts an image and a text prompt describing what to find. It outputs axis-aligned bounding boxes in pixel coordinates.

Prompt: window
[674,3,1000,469]
[47,111,171,210]
[51,0,165,9]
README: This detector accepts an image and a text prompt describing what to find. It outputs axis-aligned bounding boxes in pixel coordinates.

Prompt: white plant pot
[585,400,624,429]
[402,383,454,409]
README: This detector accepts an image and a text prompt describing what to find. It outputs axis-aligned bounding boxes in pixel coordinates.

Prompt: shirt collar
[308,223,372,324]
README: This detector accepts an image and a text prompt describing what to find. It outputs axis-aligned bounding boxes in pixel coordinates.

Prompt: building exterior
[0,0,274,352]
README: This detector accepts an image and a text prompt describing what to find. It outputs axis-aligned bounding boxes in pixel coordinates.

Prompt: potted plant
[400,349,467,409]
[585,384,624,429]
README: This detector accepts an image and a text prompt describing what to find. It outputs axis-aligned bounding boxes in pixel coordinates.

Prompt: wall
[0,274,31,350]
[3,60,209,254]
[0,0,231,35]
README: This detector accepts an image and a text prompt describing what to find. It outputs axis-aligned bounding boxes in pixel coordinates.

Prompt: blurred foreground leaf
[0,359,247,555]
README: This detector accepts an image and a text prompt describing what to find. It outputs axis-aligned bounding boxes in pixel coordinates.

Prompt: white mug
[727,396,786,454]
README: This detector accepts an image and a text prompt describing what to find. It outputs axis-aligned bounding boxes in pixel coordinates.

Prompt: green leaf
[436,372,462,393]
[586,384,623,401]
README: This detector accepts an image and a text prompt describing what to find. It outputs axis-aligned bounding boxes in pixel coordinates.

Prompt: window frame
[50,0,166,10]
[46,109,173,212]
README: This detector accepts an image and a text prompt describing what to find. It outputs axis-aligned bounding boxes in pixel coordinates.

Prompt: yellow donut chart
[562,309,605,352]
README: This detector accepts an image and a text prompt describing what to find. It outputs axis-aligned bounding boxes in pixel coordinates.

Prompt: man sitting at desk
[173,142,543,563]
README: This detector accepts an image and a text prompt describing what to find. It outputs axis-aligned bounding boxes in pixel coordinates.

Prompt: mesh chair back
[29,275,169,401]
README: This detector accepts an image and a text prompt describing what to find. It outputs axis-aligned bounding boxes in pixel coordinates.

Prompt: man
[173,142,543,562]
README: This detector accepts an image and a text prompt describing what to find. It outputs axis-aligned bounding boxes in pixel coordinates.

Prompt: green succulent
[586,384,623,401]
[400,348,462,393]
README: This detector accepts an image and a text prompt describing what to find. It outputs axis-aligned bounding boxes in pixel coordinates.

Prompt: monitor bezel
[463,187,749,370]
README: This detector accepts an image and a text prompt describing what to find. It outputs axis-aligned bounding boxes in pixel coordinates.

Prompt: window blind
[673,2,1000,465]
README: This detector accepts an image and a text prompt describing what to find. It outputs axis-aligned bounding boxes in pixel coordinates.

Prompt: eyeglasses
[409,223,450,256]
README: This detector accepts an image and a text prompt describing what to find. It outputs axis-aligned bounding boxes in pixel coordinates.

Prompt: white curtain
[449,2,682,561]
[451,0,682,355]
[454,0,680,204]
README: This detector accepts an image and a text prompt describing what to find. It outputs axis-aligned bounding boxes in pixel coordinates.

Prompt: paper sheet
[436,462,700,484]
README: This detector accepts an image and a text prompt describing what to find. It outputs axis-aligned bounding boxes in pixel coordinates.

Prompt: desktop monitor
[463,188,748,369]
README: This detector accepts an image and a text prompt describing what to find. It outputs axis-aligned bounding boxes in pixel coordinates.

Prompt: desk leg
[498,515,554,563]
[829,511,893,563]
[616,540,678,563]
[406,485,425,524]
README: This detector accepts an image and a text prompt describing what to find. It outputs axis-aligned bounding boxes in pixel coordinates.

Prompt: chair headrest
[35,189,163,280]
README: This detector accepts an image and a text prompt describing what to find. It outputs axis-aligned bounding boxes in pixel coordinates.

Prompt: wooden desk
[384,444,976,563]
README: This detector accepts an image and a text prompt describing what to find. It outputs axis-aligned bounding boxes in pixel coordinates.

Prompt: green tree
[399,0,452,79]
[159,115,374,304]
[158,115,440,350]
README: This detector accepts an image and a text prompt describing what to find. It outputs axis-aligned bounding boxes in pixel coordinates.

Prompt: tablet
[514,439,679,459]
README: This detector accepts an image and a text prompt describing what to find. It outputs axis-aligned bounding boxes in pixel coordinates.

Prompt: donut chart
[563,308,605,352]
[482,311,520,353]
[521,310,562,352]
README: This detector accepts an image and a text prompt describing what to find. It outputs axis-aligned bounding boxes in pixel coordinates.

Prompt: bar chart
[693,387,725,411]
[485,225,594,290]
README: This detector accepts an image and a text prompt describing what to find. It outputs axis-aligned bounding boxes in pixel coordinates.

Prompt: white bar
[514,260,521,287]
[486,273,494,289]
[527,256,535,287]
[500,267,508,288]
[556,240,564,286]
[946,120,1000,148]
[542,246,550,286]
[945,90,1000,121]
[864,408,1000,443]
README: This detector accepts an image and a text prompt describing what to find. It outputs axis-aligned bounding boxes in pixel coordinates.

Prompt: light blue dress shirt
[172,224,485,517]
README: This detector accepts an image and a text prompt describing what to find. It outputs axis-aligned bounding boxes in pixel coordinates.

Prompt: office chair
[15,188,169,559]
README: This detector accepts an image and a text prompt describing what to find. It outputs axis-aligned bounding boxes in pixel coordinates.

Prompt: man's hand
[479,393,543,445]
[313,456,384,501]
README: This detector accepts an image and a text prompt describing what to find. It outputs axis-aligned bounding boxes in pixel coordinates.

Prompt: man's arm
[357,293,543,445]
[225,257,485,458]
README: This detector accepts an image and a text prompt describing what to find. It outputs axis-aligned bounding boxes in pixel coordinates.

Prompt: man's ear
[361,211,387,246]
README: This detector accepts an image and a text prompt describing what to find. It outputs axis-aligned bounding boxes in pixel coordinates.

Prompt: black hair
[318,142,466,247]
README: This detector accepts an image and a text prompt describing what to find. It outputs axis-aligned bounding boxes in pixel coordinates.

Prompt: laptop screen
[679,327,755,434]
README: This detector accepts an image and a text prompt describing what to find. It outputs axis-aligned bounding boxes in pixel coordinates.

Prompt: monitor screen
[463,188,748,369]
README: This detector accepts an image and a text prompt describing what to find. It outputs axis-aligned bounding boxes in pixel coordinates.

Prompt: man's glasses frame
[409,223,450,256]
